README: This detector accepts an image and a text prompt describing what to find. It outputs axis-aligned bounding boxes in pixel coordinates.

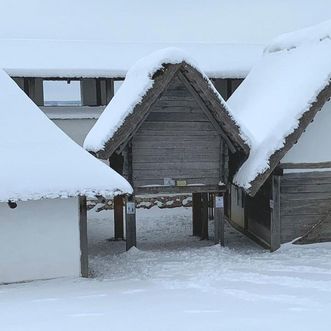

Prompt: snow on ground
[1,207,331,330]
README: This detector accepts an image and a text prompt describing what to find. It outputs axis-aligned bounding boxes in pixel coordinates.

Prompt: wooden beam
[114,195,124,240]
[270,176,281,252]
[125,195,137,251]
[200,193,209,240]
[280,161,331,169]
[214,194,225,246]
[79,196,88,277]
[192,193,202,236]
[135,184,226,195]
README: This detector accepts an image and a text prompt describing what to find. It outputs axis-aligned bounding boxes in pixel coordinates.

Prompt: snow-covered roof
[0,69,132,202]
[0,40,262,79]
[228,20,331,195]
[84,48,250,156]
[1,0,330,79]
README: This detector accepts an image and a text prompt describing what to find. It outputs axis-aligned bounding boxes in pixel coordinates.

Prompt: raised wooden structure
[95,62,249,249]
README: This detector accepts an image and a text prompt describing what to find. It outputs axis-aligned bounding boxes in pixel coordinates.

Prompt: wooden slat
[133,161,219,171]
[133,151,219,163]
[280,161,331,169]
[281,183,331,194]
[137,121,216,132]
[145,112,208,122]
[133,168,220,179]
[270,176,281,252]
[135,185,225,195]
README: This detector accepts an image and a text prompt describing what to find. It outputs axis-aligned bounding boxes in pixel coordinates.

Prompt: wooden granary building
[84,49,250,249]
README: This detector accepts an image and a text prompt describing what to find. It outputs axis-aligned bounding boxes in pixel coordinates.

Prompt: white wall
[0,197,81,284]
[281,100,331,164]
[53,119,97,146]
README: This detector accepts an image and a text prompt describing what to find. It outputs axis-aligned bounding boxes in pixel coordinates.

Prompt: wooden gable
[96,62,249,194]
[131,74,227,189]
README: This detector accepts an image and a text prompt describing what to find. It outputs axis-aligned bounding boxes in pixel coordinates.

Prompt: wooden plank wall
[280,171,331,243]
[132,75,223,187]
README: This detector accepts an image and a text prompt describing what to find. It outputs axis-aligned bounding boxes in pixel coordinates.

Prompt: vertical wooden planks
[270,176,281,252]
[79,196,88,278]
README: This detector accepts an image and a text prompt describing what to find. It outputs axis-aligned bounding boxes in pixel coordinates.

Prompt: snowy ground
[1,207,331,330]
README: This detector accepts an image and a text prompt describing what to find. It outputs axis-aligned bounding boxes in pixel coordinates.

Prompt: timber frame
[92,61,250,160]
[246,80,331,196]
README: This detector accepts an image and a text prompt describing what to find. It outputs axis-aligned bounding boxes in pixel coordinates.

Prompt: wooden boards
[280,171,331,244]
[132,75,222,189]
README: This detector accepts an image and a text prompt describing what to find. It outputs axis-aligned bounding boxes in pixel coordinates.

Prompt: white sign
[269,200,274,209]
[126,202,136,214]
[164,177,175,186]
[215,196,224,208]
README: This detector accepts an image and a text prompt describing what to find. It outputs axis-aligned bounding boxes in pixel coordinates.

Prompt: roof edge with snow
[244,79,331,196]
[84,48,250,159]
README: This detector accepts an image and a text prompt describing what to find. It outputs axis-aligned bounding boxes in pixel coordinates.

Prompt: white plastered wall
[52,119,97,146]
[281,100,331,165]
[0,197,81,284]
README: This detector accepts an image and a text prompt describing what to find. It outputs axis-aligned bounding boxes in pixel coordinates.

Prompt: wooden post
[270,176,281,252]
[192,192,202,236]
[114,195,124,240]
[201,193,209,240]
[79,196,88,277]
[125,195,136,251]
[214,194,225,246]
[208,193,214,220]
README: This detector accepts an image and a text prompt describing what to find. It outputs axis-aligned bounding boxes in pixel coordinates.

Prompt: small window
[43,80,82,106]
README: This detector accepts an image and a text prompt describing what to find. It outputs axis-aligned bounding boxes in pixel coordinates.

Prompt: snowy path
[1,207,331,330]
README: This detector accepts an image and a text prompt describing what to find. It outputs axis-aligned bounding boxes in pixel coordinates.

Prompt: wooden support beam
[270,176,281,252]
[192,193,202,236]
[125,195,136,251]
[79,196,88,278]
[214,194,225,246]
[114,195,124,240]
[208,193,214,220]
[200,193,209,240]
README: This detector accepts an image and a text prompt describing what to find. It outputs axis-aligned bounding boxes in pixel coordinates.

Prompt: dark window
[212,78,244,101]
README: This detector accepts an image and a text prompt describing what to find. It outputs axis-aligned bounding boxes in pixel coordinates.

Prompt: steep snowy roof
[228,20,331,195]
[84,48,250,156]
[0,40,262,79]
[0,69,132,202]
